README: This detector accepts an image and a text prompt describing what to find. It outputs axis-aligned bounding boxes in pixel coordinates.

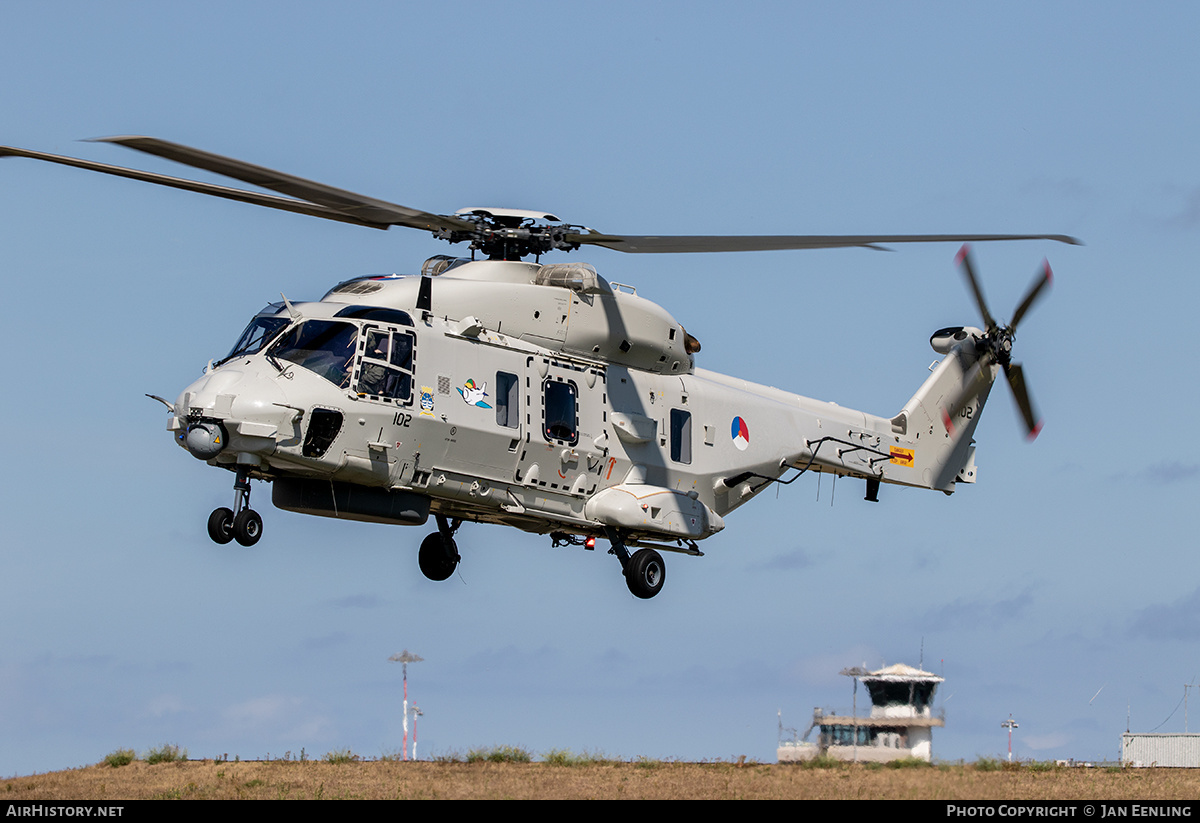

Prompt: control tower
[778,663,945,763]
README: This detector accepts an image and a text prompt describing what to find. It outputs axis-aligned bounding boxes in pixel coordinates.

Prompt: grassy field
[5,754,1200,800]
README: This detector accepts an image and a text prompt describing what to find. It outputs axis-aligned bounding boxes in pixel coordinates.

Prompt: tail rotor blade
[956,245,997,331]
[1005,363,1042,439]
[940,357,994,434]
[949,248,1052,442]
[1010,260,1053,333]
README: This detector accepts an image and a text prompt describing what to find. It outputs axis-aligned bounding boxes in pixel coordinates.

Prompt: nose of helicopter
[172,367,290,460]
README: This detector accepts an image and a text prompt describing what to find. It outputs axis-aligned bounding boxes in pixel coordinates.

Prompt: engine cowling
[930,326,983,355]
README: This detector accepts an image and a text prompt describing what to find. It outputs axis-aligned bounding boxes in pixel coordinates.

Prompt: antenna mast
[389,650,424,761]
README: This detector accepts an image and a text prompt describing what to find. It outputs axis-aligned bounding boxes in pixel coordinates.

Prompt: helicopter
[0,137,1079,598]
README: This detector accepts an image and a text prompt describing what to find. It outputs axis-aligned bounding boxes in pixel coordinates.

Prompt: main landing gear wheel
[625,548,666,599]
[233,509,263,547]
[419,532,459,581]
[207,507,234,545]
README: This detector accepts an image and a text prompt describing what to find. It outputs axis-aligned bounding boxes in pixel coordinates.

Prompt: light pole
[1001,714,1019,762]
[410,705,423,761]
[840,666,870,762]
[389,650,424,761]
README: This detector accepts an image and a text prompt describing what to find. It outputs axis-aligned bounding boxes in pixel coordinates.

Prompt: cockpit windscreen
[268,320,359,388]
[222,314,290,364]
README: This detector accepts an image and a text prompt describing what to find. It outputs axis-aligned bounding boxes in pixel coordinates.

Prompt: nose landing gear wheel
[626,548,665,599]
[233,509,263,546]
[418,532,459,581]
[207,507,234,545]
[206,466,265,546]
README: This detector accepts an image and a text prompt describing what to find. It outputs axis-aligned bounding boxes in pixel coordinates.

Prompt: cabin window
[670,409,692,464]
[543,379,578,444]
[496,371,519,428]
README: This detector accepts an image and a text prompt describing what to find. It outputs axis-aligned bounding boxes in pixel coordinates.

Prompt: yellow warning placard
[890,447,914,467]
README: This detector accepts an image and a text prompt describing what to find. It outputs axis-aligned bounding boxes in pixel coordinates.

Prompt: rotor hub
[441,208,587,260]
[987,328,1014,365]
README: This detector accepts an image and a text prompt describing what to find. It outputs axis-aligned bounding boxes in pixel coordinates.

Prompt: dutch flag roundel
[731,416,750,451]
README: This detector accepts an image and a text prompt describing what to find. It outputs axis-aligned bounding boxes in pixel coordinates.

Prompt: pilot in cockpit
[358,332,391,395]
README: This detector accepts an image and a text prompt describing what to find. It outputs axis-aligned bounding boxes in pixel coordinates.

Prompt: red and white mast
[389,650,424,761]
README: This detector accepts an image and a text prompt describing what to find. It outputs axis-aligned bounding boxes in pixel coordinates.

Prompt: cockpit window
[221,314,290,364]
[269,320,359,388]
[356,327,415,402]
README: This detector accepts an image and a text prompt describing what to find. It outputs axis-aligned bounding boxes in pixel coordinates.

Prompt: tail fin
[885,249,1054,492]
[892,331,997,492]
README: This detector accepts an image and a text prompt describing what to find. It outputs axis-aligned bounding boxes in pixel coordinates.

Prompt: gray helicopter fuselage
[169,258,990,545]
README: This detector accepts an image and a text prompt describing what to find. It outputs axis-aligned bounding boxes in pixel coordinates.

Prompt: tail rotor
[951,246,1052,440]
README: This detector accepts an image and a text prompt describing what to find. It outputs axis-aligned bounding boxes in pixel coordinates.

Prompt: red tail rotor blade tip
[955,244,970,264]
[1043,260,1053,284]
[1027,421,1043,441]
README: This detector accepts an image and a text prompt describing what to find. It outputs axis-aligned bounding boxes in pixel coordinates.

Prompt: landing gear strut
[419,515,461,581]
[207,467,262,547]
[606,529,666,599]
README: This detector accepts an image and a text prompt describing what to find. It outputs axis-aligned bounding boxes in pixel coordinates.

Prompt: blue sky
[2,1,1199,774]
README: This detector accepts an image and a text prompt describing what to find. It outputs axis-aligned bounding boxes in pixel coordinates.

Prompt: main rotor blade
[0,144,388,228]
[956,244,997,331]
[1005,362,1042,440]
[1009,260,1053,333]
[565,232,1081,255]
[92,136,474,234]
[5,137,1083,256]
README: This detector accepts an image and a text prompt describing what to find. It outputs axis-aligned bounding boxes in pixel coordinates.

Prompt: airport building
[1121,733,1200,767]
[778,663,945,763]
